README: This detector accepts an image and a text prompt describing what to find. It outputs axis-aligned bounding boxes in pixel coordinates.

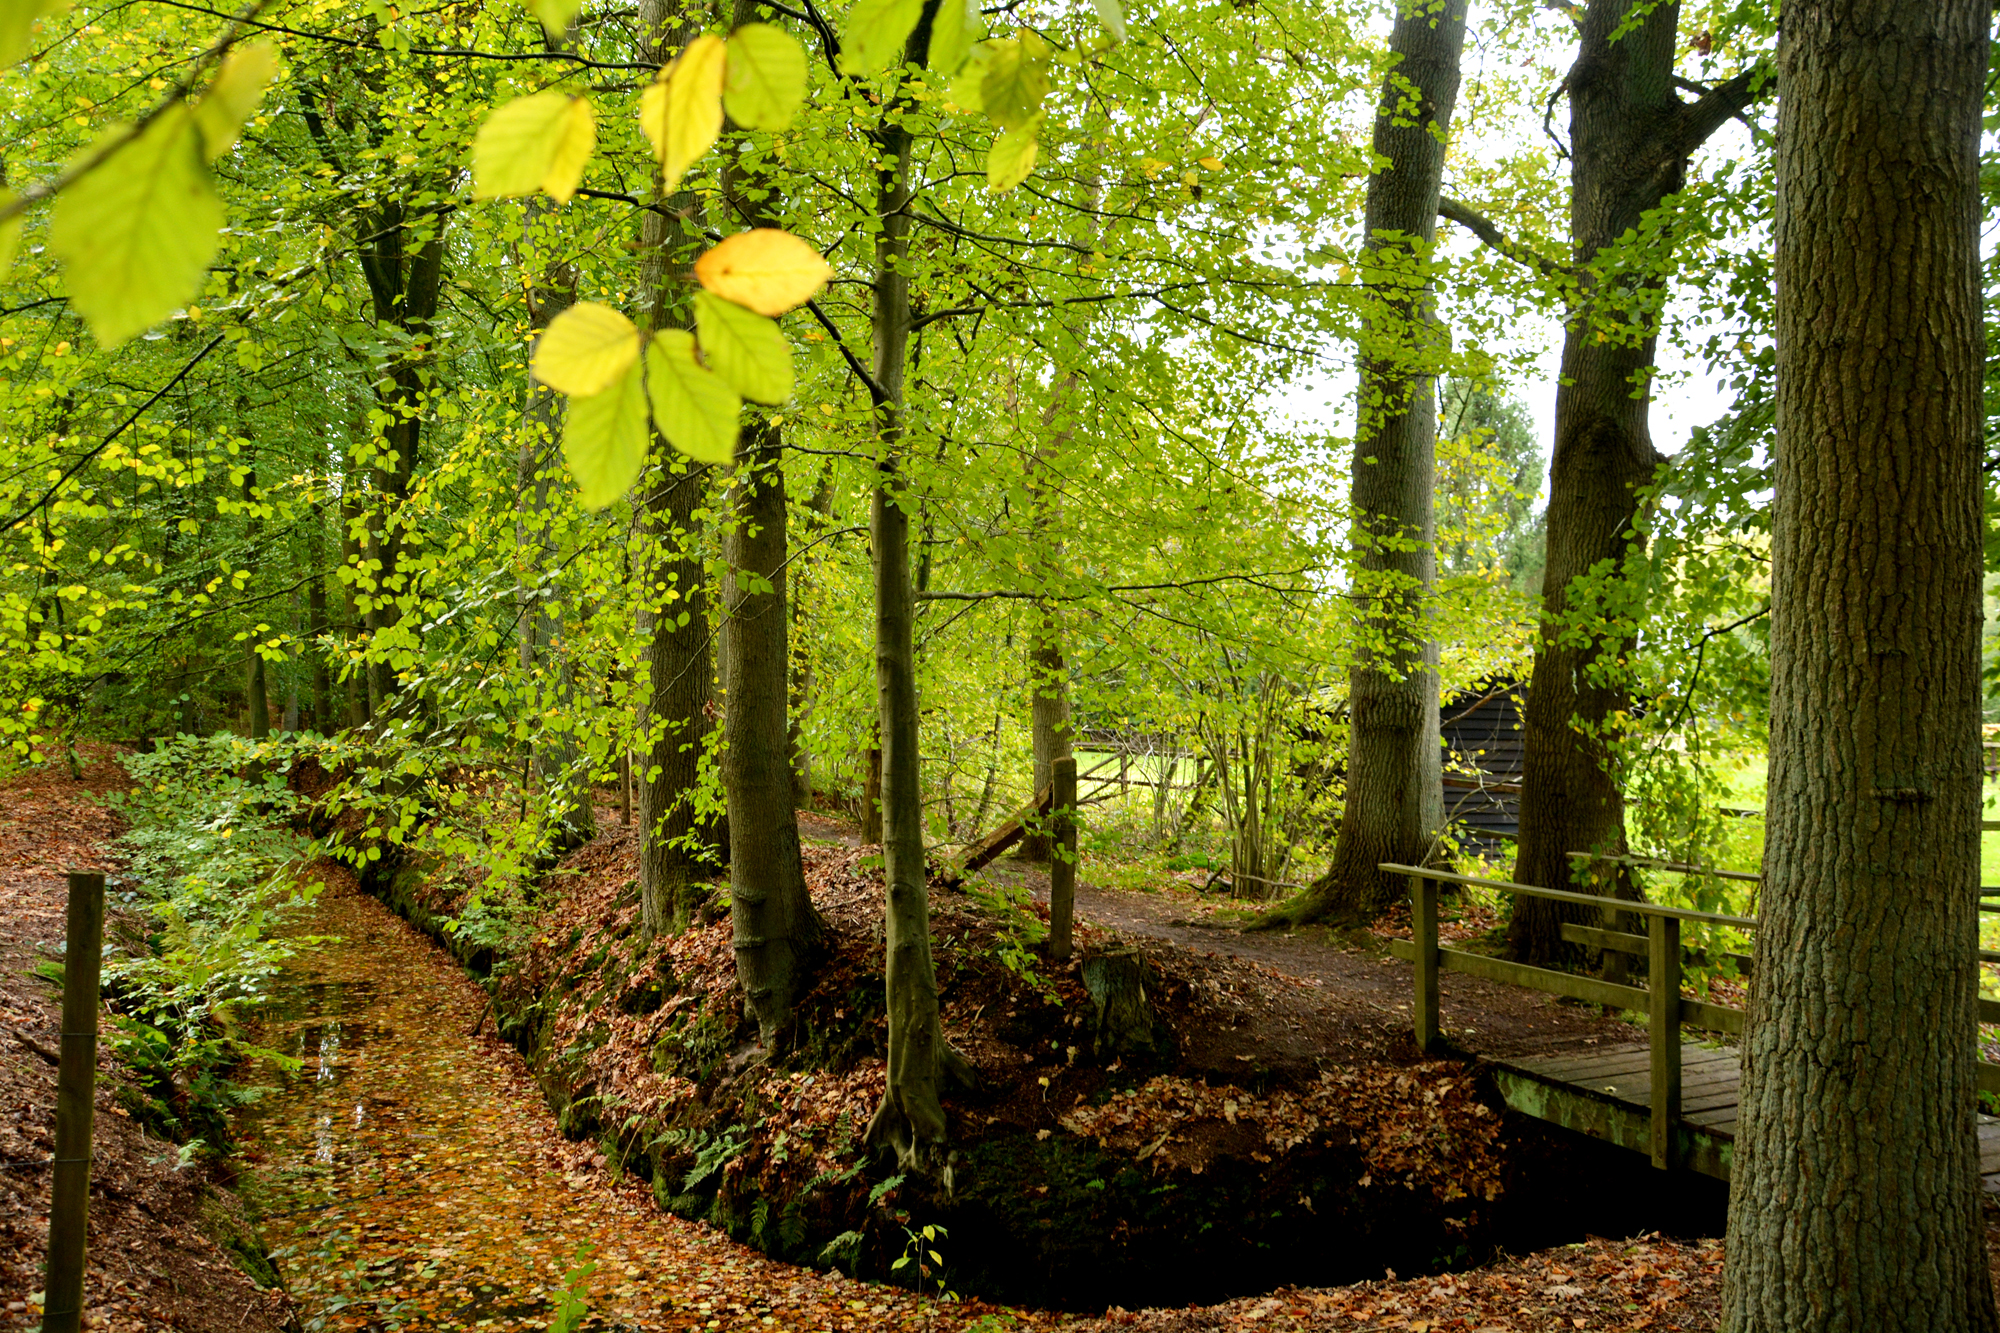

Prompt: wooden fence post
[1648,912,1681,1170]
[1048,756,1077,962]
[44,871,104,1333]
[1412,873,1440,1052]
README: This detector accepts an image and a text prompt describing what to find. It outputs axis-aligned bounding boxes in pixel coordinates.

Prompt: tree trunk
[1020,612,1070,860]
[721,35,826,1046]
[305,500,331,733]
[864,15,972,1172]
[1506,0,1759,965]
[634,0,720,937]
[515,198,595,856]
[1720,6,1996,1330]
[1266,0,1466,928]
[788,464,835,808]
[243,466,270,740]
[338,477,371,727]
[860,742,883,844]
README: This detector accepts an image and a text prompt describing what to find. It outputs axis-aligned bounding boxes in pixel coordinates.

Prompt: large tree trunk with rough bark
[1264,0,1465,928]
[863,19,972,1174]
[633,0,720,936]
[720,28,825,1046]
[1506,0,1758,965]
[1719,7,1996,1329]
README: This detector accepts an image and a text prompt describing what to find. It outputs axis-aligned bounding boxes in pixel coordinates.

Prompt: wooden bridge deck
[1488,1040,2000,1185]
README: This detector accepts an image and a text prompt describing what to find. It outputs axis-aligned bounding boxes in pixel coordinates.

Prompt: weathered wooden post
[1648,911,1681,1170]
[1048,755,1077,962]
[1412,872,1440,1052]
[44,870,104,1333]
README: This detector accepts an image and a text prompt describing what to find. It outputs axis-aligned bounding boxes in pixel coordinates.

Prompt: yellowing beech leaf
[532,301,640,397]
[639,35,726,193]
[563,358,649,510]
[531,0,583,39]
[693,229,831,317]
[927,0,983,77]
[837,0,922,75]
[723,24,806,130]
[969,38,1049,132]
[646,330,740,464]
[474,92,596,203]
[1090,0,1127,43]
[49,106,223,348]
[693,291,791,404]
[1,0,61,65]
[985,113,1040,193]
[192,41,278,160]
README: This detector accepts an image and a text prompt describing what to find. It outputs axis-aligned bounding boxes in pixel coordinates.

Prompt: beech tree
[1720,3,1997,1328]
[1265,0,1467,927]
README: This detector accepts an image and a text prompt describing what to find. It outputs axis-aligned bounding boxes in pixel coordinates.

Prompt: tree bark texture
[720,50,825,1045]
[1509,0,1758,965]
[722,425,825,1044]
[863,29,970,1174]
[1020,371,1078,863]
[634,0,720,938]
[1278,0,1465,926]
[1720,6,1995,1330]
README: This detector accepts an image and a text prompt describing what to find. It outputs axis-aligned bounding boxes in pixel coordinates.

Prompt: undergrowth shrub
[104,734,320,1154]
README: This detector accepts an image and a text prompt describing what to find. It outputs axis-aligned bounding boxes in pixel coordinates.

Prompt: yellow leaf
[532,301,640,397]
[723,23,806,131]
[192,42,277,160]
[927,0,982,75]
[563,358,649,510]
[838,0,923,75]
[530,0,582,38]
[1197,155,1223,171]
[473,92,597,204]
[986,113,1040,193]
[693,229,831,317]
[646,330,740,464]
[639,34,726,193]
[0,195,20,280]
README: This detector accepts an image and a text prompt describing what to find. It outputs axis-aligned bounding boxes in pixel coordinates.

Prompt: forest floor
[3,756,1997,1332]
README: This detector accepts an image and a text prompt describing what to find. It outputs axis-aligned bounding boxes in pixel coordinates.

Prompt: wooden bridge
[1378,860,2000,1183]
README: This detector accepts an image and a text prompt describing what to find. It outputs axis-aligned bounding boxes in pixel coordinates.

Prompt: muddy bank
[341,814,1725,1311]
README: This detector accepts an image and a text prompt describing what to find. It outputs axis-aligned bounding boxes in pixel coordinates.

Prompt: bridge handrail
[1377,862,1760,929]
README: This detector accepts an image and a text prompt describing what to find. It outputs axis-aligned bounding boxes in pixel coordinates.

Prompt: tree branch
[1668,63,1770,158]
[917,568,1321,602]
[804,298,889,401]
[1438,197,1571,281]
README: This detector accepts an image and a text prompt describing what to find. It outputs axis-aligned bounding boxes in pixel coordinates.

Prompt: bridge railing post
[1411,872,1440,1053]
[1648,911,1681,1170]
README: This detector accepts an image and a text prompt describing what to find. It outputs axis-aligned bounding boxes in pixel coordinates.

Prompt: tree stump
[1083,947,1160,1059]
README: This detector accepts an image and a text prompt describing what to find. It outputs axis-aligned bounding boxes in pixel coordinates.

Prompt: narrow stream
[241,874,974,1333]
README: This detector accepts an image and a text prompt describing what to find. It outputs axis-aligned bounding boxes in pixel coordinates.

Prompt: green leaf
[49,105,223,349]
[645,330,741,465]
[693,291,792,404]
[724,23,806,130]
[957,38,1050,132]
[192,42,278,160]
[563,358,649,510]
[0,0,58,65]
[985,112,1041,193]
[473,91,597,203]
[927,0,983,77]
[837,0,923,75]
[1090,0,1126,43]
[531,0,583,38]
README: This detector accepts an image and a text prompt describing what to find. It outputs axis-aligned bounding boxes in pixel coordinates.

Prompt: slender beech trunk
[516,199,596,855]
[305,499,331,732]
[1505,0,1759,964]
[1020,376,1076,862]
[634,0,721,936]
[720,34,825,1045]
[864,15,971,1172]
[243,466,270,740]
[338,476,372,727]
[788,464,835,807]
[1268,0,1465,927]
[1720,7,1995,1328]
